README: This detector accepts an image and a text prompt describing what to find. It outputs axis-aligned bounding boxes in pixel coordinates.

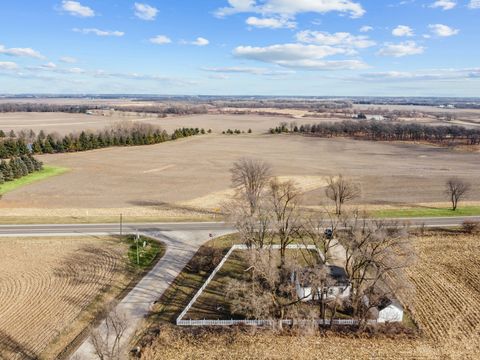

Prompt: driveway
[70,228,234,359]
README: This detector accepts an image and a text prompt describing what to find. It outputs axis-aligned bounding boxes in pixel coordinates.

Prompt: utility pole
[120,213,123,237]
[136,230,140,265]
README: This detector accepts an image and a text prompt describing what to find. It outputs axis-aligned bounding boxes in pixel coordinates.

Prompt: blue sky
[0,0,479,96]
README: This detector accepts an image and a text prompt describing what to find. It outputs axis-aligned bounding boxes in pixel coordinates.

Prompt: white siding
[378,305,403,323]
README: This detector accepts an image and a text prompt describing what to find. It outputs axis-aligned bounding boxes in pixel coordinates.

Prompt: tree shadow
[0,329,38,360]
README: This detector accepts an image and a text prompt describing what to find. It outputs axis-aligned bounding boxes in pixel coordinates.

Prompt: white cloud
[377,41,424,57]
[41,62,57,69]
[216,0,365,19]
[0,44,45,59]
[429,1,456,10]
[233,43,367,70]
[296,30,375,48]
[73,28,125,37]
[134,3,158,21]
[0,62,18,70]
[246,16,296,29]
[60,1,95,17]
[359,25,373,32]
[429,24,459,37]
[149,35,172,45]
[202,66,294,75]
[272,59,368,70]
[468,0,480,9]
[192,37,210,46]
[59,56,77,63]
[392,25,414,37]
[358,68,480,82]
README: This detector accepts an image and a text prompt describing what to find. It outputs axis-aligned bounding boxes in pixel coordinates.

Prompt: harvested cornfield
[139,231,480,359]
[0,237,130,360]
[406,232,480,354]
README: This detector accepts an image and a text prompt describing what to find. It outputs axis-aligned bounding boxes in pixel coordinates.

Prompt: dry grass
[0,236,131,360]
[137,231,480,359]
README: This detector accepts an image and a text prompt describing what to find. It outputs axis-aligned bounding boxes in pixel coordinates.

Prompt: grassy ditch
[373,206,480,218]
[0,165,69,195]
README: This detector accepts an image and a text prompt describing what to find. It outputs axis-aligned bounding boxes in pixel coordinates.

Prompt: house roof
[296,266,349,287]
[378,297,403,311]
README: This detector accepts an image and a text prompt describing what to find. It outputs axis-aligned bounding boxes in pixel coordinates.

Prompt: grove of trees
[0,154,43,184]
[225,158,414,330]
[0,123,205,159]
[270,120,480,146]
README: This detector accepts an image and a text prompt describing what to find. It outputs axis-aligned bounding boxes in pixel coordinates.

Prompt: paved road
[0,216,478,237]
[0,222,234,237]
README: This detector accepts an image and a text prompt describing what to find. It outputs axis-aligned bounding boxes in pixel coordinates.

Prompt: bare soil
[0,133,478,215]
[0,236,130,359]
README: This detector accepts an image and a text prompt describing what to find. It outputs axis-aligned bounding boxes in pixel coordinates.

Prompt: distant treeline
[0,103,100,113]
[0,154,43,184]
[113,105,209,115]
[270,120,480,145]
[0,123,206,158]
[0,103,209,115]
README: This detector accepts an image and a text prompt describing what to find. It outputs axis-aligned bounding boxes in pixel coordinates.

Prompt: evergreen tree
[17,157,28,177]
[42,139,54,154]
[32,140,43,154]
[20,155,34,173]
[0,160,13,181]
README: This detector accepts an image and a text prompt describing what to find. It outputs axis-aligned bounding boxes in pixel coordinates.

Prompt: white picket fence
[175,244,364,327]
[177,318,376,327]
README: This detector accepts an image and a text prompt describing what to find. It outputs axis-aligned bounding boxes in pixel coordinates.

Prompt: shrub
[462,220,480,234]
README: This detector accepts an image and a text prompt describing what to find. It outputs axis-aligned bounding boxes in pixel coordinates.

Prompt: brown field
[138,231,480,360]
[0,236,130,359]
[406,232,480,347]
[0,112,347,136]
[0,133,479,216]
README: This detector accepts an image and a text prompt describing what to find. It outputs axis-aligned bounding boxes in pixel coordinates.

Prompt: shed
[377,299,404,323]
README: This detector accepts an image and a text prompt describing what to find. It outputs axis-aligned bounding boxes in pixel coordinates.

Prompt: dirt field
[0,236,130,359]
[0,112,345,136]
[0,133,478,217]
[407,232,480,348]
[138,231,480,359]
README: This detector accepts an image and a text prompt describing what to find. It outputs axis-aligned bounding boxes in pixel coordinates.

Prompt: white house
[293,266,351,302]
[376,299,404,323]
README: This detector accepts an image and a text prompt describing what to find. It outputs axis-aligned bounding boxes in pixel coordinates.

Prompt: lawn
[124,234,166,270]
[185,248,323,320]
[373,206,480,218]
[0,165,69,195]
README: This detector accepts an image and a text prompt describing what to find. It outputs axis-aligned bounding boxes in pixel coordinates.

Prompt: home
[293,266,351,302]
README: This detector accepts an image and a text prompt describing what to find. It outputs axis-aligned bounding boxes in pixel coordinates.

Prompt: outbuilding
[376,299,404,323]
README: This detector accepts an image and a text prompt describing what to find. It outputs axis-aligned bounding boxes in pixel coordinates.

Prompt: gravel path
[70,228,234,359]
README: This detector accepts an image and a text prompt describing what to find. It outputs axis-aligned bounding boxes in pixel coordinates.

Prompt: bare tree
[302,210,344,264]
[89,305,128,360]
[225,196,272,249]
[225,249,306,330]
[231,158,272,215]
[325,175,361,215]
[445,177,471,211]
[338,213,415,326]
[269,178,303,267]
